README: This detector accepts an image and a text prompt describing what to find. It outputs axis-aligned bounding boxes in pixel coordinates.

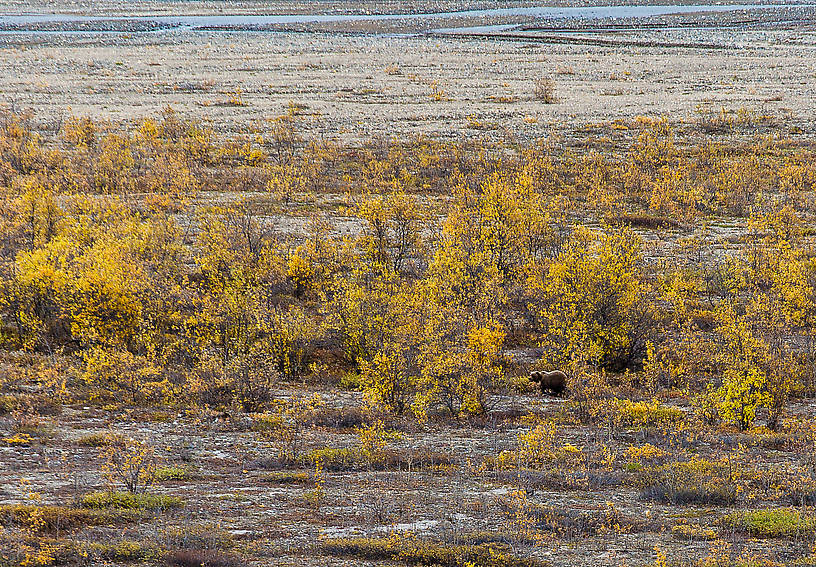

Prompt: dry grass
[533,77,556,103]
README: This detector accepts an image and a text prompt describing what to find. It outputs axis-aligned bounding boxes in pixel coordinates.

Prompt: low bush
[533,77,556,104]
[305,446,359,471]
[624,443,669,464]
[90,540,161,561]
[0,504,138,534]
[248,445,454,473]
[322,536,548,567]
[498,499,650,539]
[1,537,159,565]
[75,431,121,447]
[261,471,312,485]
[302,406,368,429]
[0,394,16,414]
[750,429,790,450]
[639,458,738,505]
[162,524,236,552]
[457,531,525,546]
[606,213,682,230]
[670,522,718,541]
[641,480,737,506]
[610,398,685,428]
[723,508,816,538]
[485,423,579,471]
[80,490,183,510]
[3,433,33,446]
[489,468,624,492]
[154,466,194,481]
[785,483,816,506]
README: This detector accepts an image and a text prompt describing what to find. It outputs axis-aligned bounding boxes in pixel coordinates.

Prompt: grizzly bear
[529,370,567,396]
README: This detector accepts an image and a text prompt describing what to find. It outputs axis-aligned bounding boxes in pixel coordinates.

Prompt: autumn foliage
[1,109,815,429]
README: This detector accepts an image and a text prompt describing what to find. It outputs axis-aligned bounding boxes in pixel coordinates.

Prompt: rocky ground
[0,1,813,142]
[4,387,815,566]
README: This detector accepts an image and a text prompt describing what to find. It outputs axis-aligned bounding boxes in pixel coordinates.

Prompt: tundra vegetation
[1,107,816,566]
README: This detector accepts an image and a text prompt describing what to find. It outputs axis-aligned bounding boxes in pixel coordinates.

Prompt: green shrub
[154,466,193,481]
[305,447,360,471]
[323,536,548,567]
[88,540,161,560]
[611,398,685,428]
[338,372,362,390]
[723,508,816,538]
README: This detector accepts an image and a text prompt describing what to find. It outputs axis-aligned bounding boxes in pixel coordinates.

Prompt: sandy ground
[0,2,814,141]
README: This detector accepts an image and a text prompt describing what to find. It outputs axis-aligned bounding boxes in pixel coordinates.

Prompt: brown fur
[529,370,567,396]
